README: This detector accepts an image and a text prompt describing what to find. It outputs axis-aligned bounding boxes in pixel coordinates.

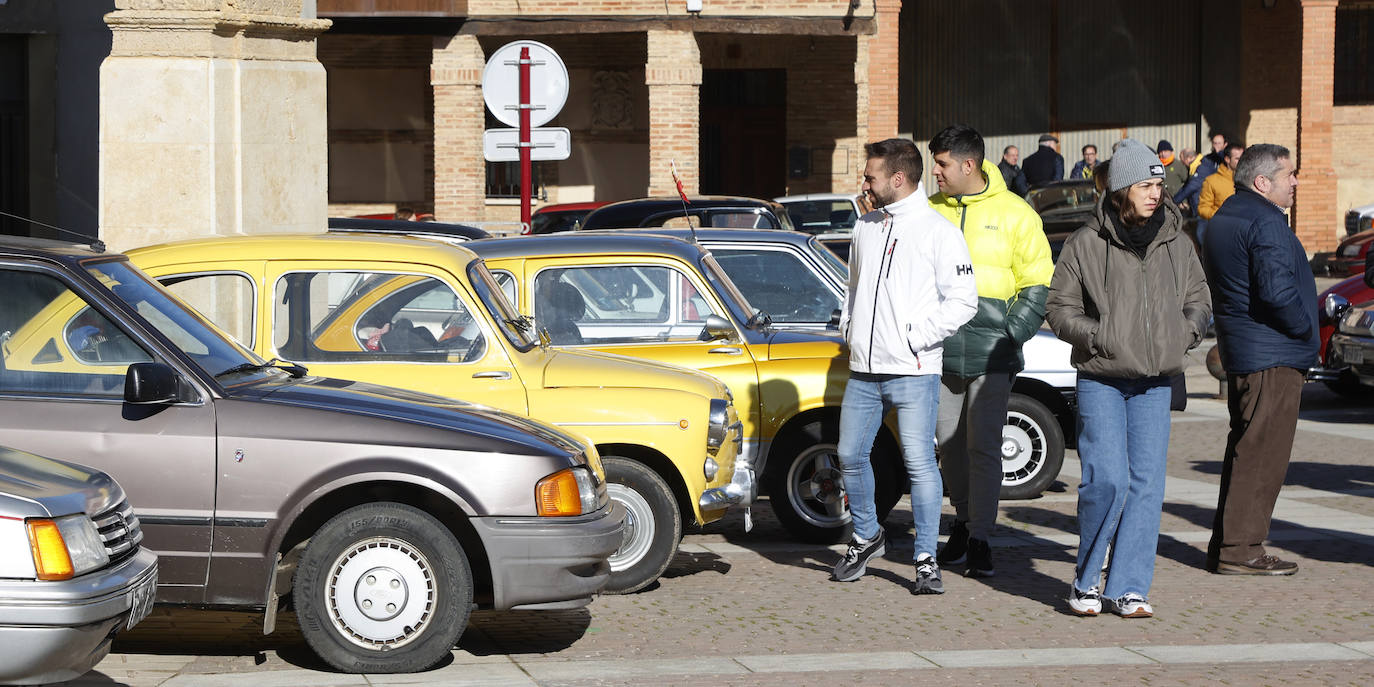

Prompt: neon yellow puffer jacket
[928,159,1055,376]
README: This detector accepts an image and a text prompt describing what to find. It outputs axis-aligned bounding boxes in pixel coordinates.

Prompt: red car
[528,201,609,234]
[1310,228,1373,277]
[1314,265,1374,396]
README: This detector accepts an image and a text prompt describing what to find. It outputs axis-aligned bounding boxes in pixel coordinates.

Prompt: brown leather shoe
[1215,554,1298,576]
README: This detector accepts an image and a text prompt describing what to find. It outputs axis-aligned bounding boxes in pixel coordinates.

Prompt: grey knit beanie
[1109,138,1166,192]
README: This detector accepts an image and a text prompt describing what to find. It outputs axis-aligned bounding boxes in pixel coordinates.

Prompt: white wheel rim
[326,537,436,650]
[785,443,850,529]
[1001,410,1045,486]
[606,483,656,572]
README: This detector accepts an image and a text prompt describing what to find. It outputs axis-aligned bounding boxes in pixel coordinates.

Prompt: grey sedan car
[0,446,158,685]
[0,236,622,674]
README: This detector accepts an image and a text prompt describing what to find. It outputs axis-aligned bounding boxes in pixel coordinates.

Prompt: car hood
[766,328,845,360]
[0,446,125,519]
[232,375,586,457]
[541,348,727,399]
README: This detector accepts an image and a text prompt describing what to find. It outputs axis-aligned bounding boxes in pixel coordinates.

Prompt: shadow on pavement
[1161,501,1374,567]
[458,608,592,656]
[1186,460,1374,495]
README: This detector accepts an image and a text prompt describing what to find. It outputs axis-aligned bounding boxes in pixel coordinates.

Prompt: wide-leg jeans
[1073,374,1172,601]
[837,372,942,559]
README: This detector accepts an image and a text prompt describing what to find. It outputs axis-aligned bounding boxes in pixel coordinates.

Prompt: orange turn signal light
[27,519,75,581]
[536,469,583,517]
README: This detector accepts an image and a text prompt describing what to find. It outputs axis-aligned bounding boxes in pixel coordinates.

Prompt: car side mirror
[828,309,842,329]
[125,362,191,404]
[700,314,735,342]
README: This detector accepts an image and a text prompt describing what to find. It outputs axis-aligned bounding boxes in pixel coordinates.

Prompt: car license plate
[126,572,157,630]
[1347,346,1365,365]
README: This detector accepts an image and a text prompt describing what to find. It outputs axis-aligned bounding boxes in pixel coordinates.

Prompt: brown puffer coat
[1047,196,1212,379]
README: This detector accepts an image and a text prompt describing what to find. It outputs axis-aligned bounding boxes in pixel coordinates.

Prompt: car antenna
[0,210,106,253]
[670,159,698,244]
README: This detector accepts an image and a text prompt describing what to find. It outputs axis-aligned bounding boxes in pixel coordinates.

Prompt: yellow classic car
[470,232,908,543]
[126,233,744,594]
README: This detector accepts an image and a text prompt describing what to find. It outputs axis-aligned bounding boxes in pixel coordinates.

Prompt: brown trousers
[1207,366,1304,567]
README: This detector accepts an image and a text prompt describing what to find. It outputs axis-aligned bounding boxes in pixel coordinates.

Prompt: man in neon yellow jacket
[926,125,1055,578]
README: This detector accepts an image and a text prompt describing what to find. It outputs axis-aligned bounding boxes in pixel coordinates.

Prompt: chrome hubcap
[607,483,655,572]
[1001,411,1044,486]
[787,443,850,528]
[327,537,435,649]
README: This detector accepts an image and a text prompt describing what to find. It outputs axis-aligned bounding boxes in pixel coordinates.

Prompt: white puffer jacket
[840,186,978,375]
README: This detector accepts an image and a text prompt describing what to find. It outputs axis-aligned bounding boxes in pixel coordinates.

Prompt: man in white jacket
[832,138,978,594]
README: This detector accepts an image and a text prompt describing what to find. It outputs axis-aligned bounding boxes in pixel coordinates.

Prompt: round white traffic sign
[482,40,569,128]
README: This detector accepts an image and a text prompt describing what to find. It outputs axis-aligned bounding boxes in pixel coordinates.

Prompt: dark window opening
[1336,7,1374,105]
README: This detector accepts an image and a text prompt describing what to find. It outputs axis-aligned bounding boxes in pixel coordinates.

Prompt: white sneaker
[1068,585,1102,616]
[1111,594,1153,618]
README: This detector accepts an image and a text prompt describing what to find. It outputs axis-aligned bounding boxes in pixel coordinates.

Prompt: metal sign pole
[519,46,532,229]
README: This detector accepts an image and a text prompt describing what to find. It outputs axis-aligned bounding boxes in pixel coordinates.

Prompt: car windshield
[780,199,857,235]
[708,245,842,324]
[83,259,271,383]
[467,259,538,351]
[697,254,757,325]
[1027,183,1098,214]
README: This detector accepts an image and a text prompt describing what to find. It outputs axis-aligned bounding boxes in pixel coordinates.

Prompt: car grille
[1347,210,1361,237]
[93,501,144,564]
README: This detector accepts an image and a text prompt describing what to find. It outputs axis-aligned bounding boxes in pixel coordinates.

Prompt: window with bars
[1336,7,1374,105]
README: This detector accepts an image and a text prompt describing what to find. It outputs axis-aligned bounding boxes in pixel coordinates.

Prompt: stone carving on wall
[592,70,633,130]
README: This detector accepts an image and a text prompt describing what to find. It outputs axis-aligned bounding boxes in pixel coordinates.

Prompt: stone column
[432,33,487,223]
[100,1,330,251]
[1294,0,1339,252]
[863,0,902,143]
[646,30,701,197]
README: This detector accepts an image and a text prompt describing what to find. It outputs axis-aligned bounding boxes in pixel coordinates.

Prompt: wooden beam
[459,16,876,37]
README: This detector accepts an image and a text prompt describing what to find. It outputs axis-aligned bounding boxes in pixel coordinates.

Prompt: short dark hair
[864,138,923,181]
[1224,142,1245,157]
[1003,144,1018,155]
[1083,144,1097,155]
[928,125,985,166]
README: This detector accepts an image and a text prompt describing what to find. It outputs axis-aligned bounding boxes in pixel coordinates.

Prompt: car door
[511,257,765,441]
[261,261,530,414]
[0,262,216,599]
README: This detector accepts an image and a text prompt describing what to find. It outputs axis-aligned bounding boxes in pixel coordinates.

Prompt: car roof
[0,234,110,262]
[581,196,786,228]
[467,231,710,263]
[124,232,482,267]
[327,217,489,240]
[773,193,858,203]
[632,227,819,247]
[533,201,607,214]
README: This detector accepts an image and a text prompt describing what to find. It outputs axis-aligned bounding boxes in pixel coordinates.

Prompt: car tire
[998,393,1066,500]
[601,456,681,594]
[766,419,902,544]
[295,502,472,674]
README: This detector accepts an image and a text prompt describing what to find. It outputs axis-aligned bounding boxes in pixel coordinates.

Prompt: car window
[709,246,841,324]
[273,271,486,363]
[0,268,153,398]
[468,262,537,351]
[808,236,850,281]
[781,200,857,233]
[532,265,719,345]
[160,272,255,347]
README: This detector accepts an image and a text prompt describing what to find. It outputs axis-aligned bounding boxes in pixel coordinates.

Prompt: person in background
[1202,143,1315,577]
[1174,133,1229,212]
[998,145,1031,197]
[1157,141,1189,198]
[1070,144,1099,181]
[831,138,977,595]
[1023,134,1064,187]
[927,124,1055,579]
[1048,138,1211,618]
[1181,148,1199,175]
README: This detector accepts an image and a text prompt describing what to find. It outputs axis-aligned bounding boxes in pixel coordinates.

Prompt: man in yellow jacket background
[1199,142,1243,220]
[927,124,1056,578]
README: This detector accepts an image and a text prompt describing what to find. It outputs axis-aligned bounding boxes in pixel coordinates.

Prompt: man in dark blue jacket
[1201,143,1316,576]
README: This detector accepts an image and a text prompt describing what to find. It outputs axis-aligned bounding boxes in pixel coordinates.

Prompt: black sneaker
[965,537,995,578]
[912,555,944,595]
[831,529,886,582]
[937,520,969,565]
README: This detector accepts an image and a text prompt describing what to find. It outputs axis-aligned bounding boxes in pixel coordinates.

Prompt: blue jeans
[1073,374,1172,601]
[837,372,942,559]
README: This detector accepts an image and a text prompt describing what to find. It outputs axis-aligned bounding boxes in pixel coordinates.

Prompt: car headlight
[1340,242,1362,257]
[535,466,604,516]
[27,514,110,580]
[706,398,730,453]
[704,456,719,481]
[1323,293,1351,324]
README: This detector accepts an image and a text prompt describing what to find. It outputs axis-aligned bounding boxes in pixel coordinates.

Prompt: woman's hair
[1109,185,1149,227]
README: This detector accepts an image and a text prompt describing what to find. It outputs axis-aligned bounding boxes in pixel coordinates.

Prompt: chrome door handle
[472,370,512,379]
[708,347,743,355]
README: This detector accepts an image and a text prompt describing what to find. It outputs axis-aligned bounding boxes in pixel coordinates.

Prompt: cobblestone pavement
[50,338,1374,686]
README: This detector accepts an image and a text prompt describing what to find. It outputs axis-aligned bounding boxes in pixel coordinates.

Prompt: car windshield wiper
[214,358,307,379]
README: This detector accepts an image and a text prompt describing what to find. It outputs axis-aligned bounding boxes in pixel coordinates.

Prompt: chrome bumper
[699,466,754,512]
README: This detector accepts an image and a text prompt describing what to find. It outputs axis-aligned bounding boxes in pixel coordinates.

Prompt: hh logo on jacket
[957,264,975,275]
